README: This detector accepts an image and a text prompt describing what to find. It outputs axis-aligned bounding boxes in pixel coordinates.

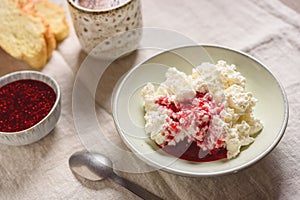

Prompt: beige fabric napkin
[0,0,300,199]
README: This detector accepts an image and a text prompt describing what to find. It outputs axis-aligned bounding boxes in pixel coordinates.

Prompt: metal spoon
[69,150,162,200]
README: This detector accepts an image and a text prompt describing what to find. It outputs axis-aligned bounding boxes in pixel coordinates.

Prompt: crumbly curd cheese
[141,60,263,159]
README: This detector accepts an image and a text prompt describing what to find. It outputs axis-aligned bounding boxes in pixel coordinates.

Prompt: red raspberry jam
[0,79,56,132]
[155,91,227,162]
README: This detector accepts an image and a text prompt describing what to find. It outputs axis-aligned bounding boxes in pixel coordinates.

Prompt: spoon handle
[111,174,162,200]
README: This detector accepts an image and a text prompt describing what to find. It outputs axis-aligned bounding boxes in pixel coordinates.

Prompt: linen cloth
[0,0,300,199]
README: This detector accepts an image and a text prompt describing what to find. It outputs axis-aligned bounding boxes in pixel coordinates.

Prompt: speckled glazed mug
[67,0,142,59]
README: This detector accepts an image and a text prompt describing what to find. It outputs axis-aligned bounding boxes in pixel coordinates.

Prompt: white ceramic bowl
[112,45,289,176]
[0,71,61,145]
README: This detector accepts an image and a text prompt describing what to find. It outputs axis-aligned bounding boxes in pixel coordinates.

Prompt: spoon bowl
[69,150,162,200]
[69,150,113,181]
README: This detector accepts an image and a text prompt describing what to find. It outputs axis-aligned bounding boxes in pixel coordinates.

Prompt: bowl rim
[0,70,61,135]
[112,44,289,176]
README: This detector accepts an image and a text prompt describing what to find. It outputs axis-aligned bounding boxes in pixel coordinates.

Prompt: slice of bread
[35,0,70,42]
[0,0,55,69]
[21,0,56,60]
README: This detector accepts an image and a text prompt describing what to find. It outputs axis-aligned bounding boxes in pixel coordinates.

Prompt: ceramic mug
[67,0,143,59]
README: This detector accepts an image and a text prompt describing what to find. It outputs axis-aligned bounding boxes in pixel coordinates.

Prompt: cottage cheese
[141,60,263,159]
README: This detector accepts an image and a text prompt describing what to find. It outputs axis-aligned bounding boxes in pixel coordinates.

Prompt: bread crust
[35,0,70,42]
[0,0,68,69]
[0,0,49,68]
[20,0,56,60]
